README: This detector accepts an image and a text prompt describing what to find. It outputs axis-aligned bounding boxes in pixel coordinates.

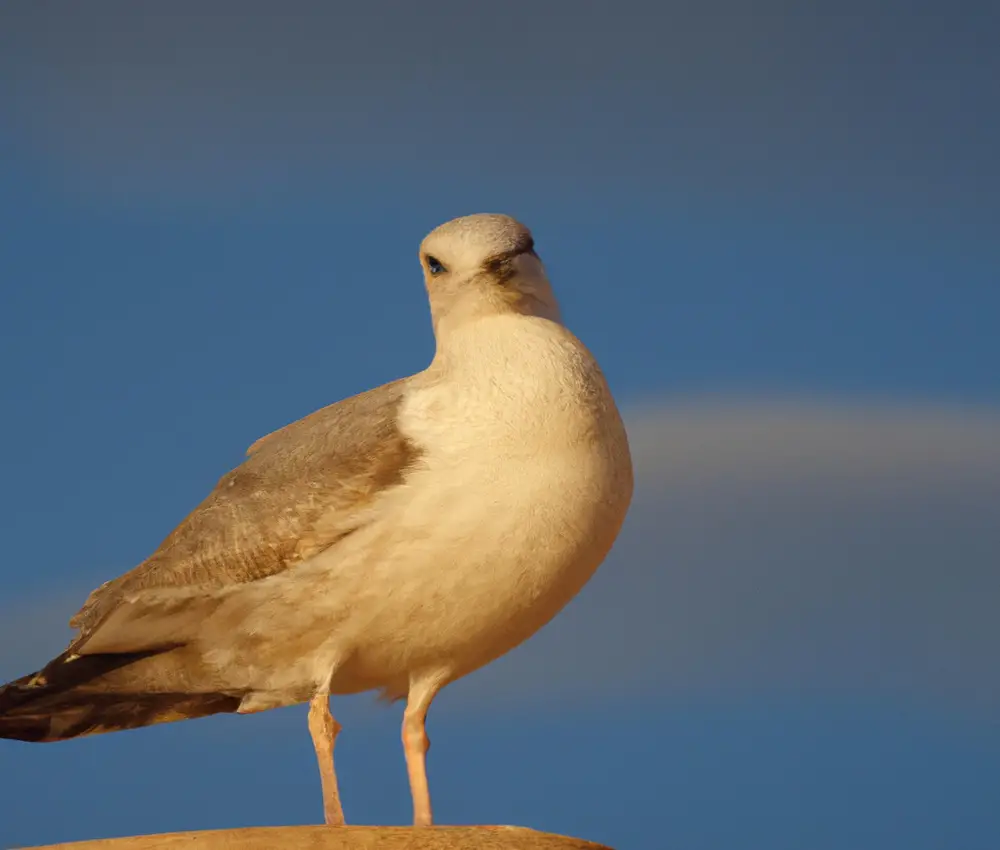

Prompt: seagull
[0,213,634,827]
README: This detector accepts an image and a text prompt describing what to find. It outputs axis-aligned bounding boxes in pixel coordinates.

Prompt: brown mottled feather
[0,649,242,742]
[68,377,418,644]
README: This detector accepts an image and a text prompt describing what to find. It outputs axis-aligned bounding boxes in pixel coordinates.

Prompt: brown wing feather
[0,649,243,742]
[68,377,419,642]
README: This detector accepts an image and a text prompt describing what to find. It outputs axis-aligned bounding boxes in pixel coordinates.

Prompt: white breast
[405,315,625,453]
[338,314,635,683]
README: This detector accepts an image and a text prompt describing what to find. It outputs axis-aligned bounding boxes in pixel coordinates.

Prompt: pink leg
[402,677,444,827]
[307,694,345,826]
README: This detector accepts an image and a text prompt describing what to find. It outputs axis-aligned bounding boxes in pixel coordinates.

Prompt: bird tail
[0,650,242,743]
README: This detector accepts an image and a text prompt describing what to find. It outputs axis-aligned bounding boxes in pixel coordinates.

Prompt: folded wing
[68,375,418,651]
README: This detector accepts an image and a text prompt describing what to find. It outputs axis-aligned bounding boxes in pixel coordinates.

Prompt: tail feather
[0,650,242,743]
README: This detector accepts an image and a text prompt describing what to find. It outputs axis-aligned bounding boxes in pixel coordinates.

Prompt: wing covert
[69,378,418,641]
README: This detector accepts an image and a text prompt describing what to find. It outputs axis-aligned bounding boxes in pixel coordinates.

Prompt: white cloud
[4,398,999,715]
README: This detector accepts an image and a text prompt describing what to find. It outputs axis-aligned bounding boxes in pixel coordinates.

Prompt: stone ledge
[22,825,614,850]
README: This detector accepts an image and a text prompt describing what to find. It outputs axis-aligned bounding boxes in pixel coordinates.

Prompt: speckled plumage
[0,213,634,828]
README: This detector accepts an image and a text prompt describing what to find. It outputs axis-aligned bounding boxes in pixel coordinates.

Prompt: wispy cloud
[456,397,1000,712]
[4,397,998,714]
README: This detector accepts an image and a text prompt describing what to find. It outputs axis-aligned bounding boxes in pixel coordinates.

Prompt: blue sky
[1,3,998,849]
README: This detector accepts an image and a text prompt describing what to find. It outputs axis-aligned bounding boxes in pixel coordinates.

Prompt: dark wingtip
[1,651,243,742]
[0,715,53,742]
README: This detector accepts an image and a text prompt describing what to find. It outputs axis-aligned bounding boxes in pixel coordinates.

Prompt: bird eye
[426,256,446,275]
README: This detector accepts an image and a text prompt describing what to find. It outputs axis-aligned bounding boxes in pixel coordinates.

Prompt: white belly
[321,445,626,694]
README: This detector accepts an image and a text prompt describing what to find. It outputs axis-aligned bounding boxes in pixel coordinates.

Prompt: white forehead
[420,213,533,265]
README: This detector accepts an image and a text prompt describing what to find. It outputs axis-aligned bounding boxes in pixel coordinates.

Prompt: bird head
[419,213,561,333]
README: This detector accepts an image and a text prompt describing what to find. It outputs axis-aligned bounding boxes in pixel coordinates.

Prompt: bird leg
[402,677,444,827]
[307,694,345,826]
